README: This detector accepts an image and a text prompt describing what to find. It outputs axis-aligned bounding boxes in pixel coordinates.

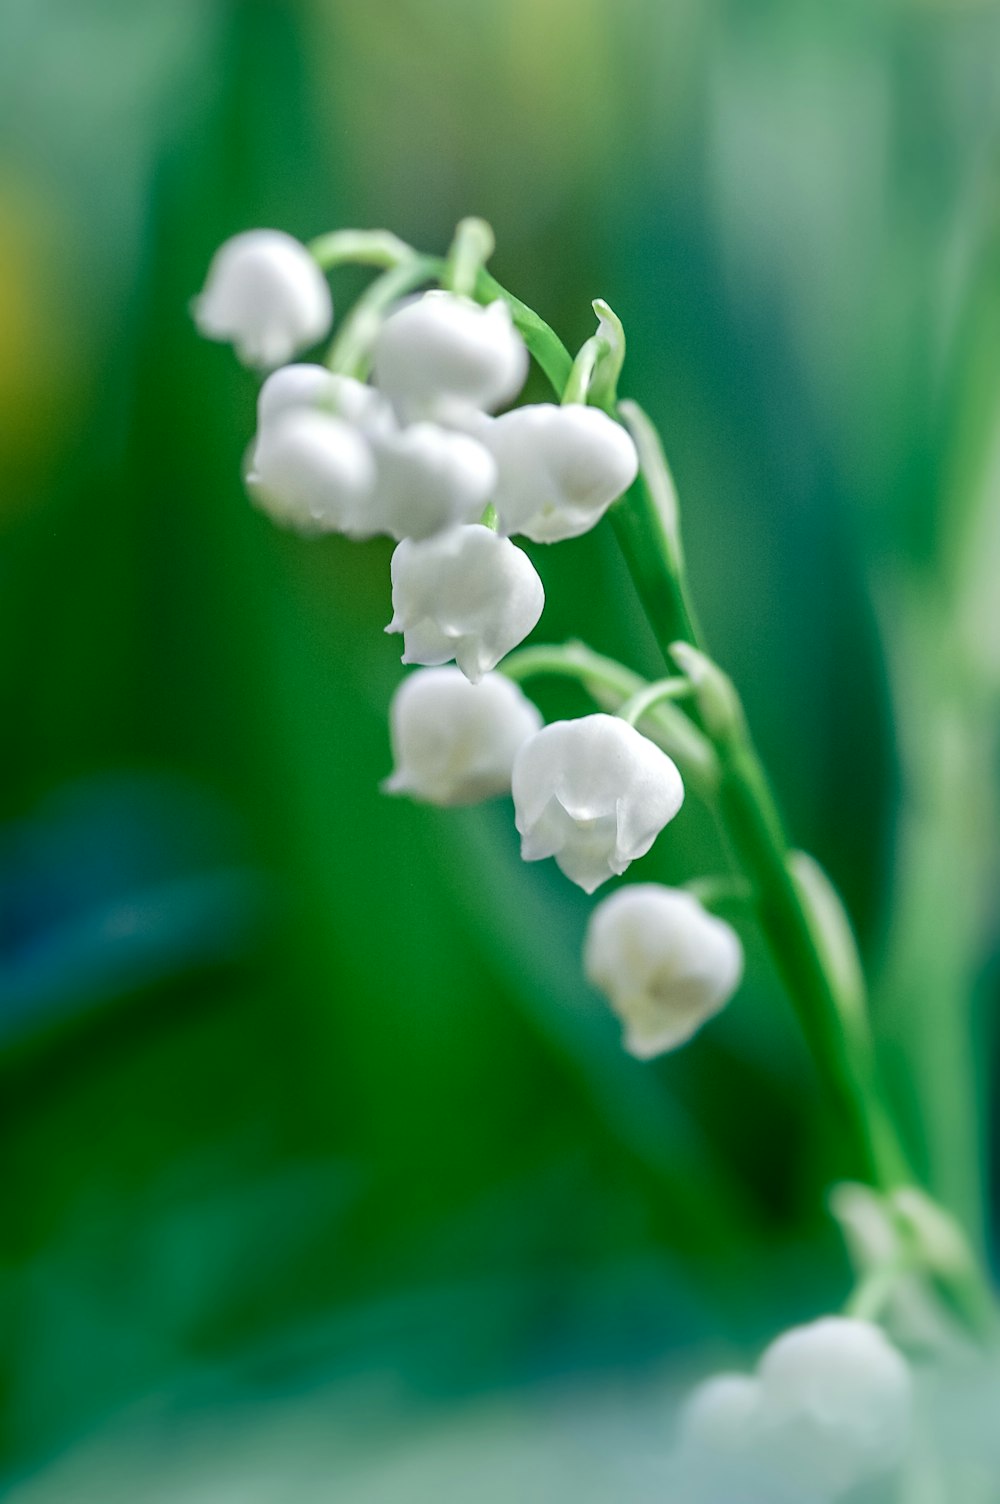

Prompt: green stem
[477,274,903,1186]
[714,714,908,1188]
[610,400,701,650]
[843,1261,905,1323]
[683,873,754,915]
[617,677,691,726]
[500,641,643,701]
[562,335,607,407]
[443,218,495,298]
[308,229,417,270]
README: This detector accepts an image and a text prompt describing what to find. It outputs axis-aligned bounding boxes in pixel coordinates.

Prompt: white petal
[397,618,456,668]
[552,810,623,893]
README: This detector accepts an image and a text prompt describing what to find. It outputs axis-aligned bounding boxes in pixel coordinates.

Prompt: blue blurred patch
[0,774,270,1045]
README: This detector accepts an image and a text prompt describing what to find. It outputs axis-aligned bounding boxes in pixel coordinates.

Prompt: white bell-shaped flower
[755,1317,912,1498]
[584,885,743,1058]
[193,230,333,369]
[486,403,639,543]
[250,365,393,539]
[675,1318,912,1504]
[247,408,375,535]
[373,291,528,422]
[384,667,542,807]
[387,525,544,682]
[369,422,497,540]
[256,363,390,434]
[511,714,684,893]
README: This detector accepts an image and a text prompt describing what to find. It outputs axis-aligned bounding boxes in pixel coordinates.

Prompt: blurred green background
[2,0,1000,1495]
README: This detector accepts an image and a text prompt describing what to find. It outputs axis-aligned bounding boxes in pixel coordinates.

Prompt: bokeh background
[3,0,1000,1496]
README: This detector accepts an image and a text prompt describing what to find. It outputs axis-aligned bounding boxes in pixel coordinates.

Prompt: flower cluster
[194,225,743,1061]
[675,1316,913,1502]
[194,221,973,1497]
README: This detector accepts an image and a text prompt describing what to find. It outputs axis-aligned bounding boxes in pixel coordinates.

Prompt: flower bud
[384,667,542,807]
[369,422,497,540]
[511,714,684,893]
[584,885,743,1057]
[387,525,544,682]
[373,291,528,422]
[193,230,333,369]
[757,1317,912,1497]
[247,409,375,534]
[487,403,639,543]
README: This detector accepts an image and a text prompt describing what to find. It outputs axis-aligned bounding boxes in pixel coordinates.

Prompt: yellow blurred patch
[0,172,83,524]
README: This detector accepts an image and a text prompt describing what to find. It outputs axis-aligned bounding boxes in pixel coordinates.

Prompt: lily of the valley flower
[193,230,333,369]
[373,291,528,423]
[487,403,639,543]
[384,667,542,807]
[511,714,684,893]
[678,1318,912,1503]
[584,885,743,1058]
[756,1317,912,1498]
[247,409,375,534]
[250,369,493,541]
[387,525,544,682]
[368,422,497,540]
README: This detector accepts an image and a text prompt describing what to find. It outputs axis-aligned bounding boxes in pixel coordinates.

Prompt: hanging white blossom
[368,422,497,541]
[384,667,542,807]
[246,409,375,535]
[373,291,528,422]
[584,885,743,1057]
[387,525,544,682]
[511,714,684,892]
[755,1317,913,1498]
[486,403,639,543]
[193,230,333,369]
[676,1317,913,1504]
